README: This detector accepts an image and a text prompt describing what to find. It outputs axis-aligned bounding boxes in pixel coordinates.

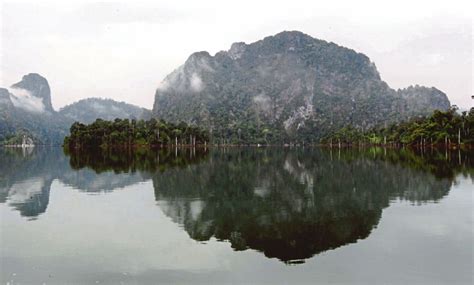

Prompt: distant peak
[12,73,49,87]
[187,51,211,60]
[275,30,311,38]
[271,30,315,42]
[13,73,50,88]
[10,73,54,112]
[22,73,48,81]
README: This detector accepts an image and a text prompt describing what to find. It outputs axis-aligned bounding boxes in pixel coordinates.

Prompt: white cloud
[253,93,271,112]
[8,88,45,113]
[190,73,203,92]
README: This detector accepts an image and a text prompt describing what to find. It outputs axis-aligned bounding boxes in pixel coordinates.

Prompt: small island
[64,118,210,148]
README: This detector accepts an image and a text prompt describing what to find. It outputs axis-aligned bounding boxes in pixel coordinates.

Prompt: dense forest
[64,118,210,148]
[321,107,474,147]
[64,107,473,148]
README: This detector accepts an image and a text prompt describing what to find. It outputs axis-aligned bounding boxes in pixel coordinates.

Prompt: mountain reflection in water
[0,146,472,263]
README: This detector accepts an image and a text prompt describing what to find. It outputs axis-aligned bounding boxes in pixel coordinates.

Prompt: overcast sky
[1,0,472,110]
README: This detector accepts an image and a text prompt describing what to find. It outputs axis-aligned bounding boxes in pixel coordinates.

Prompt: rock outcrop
[153,31,450,143]
[11,73,54,112]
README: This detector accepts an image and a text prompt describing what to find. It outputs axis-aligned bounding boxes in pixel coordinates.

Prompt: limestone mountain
[0,75,69,145]
[0,74,151,145]
[152,31,450,143]
[10,73,54,113]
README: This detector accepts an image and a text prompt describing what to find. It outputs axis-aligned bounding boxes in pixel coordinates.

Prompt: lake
[1,147,473,284]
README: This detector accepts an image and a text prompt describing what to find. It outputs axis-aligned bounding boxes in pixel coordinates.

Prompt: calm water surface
[0,147,473,284]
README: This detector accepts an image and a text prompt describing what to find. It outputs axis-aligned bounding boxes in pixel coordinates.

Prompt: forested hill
[59,98,152,124]
[153,31,450,144]
[0,74,152,145]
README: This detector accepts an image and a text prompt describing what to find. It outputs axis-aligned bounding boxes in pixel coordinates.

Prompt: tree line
[64,118,210,148]
[321,107,474,147]
[64,107,474,148]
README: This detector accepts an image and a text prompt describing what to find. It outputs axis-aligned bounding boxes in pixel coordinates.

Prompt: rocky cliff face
[0,74,69,144]
[398,86,451,116]
[153,31,450,143]
[0,74,151,145]
[10,73,54,112]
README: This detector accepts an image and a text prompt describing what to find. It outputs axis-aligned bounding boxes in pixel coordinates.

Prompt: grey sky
[1,0,472,110]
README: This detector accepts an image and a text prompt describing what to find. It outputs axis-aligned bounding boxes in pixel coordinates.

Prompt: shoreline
[61,143,473,150]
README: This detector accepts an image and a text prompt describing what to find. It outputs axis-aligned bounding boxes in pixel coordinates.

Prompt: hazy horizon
[1,0,472,110]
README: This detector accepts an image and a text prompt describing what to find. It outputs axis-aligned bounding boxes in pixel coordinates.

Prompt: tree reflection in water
[151,147,472,263]
[0,146,472,262]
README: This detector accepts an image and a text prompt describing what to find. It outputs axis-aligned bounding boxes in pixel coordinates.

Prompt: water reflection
[0,146,472,262]
[0,147,208,218]
[0,148,64,219]
[151,148,472,263]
